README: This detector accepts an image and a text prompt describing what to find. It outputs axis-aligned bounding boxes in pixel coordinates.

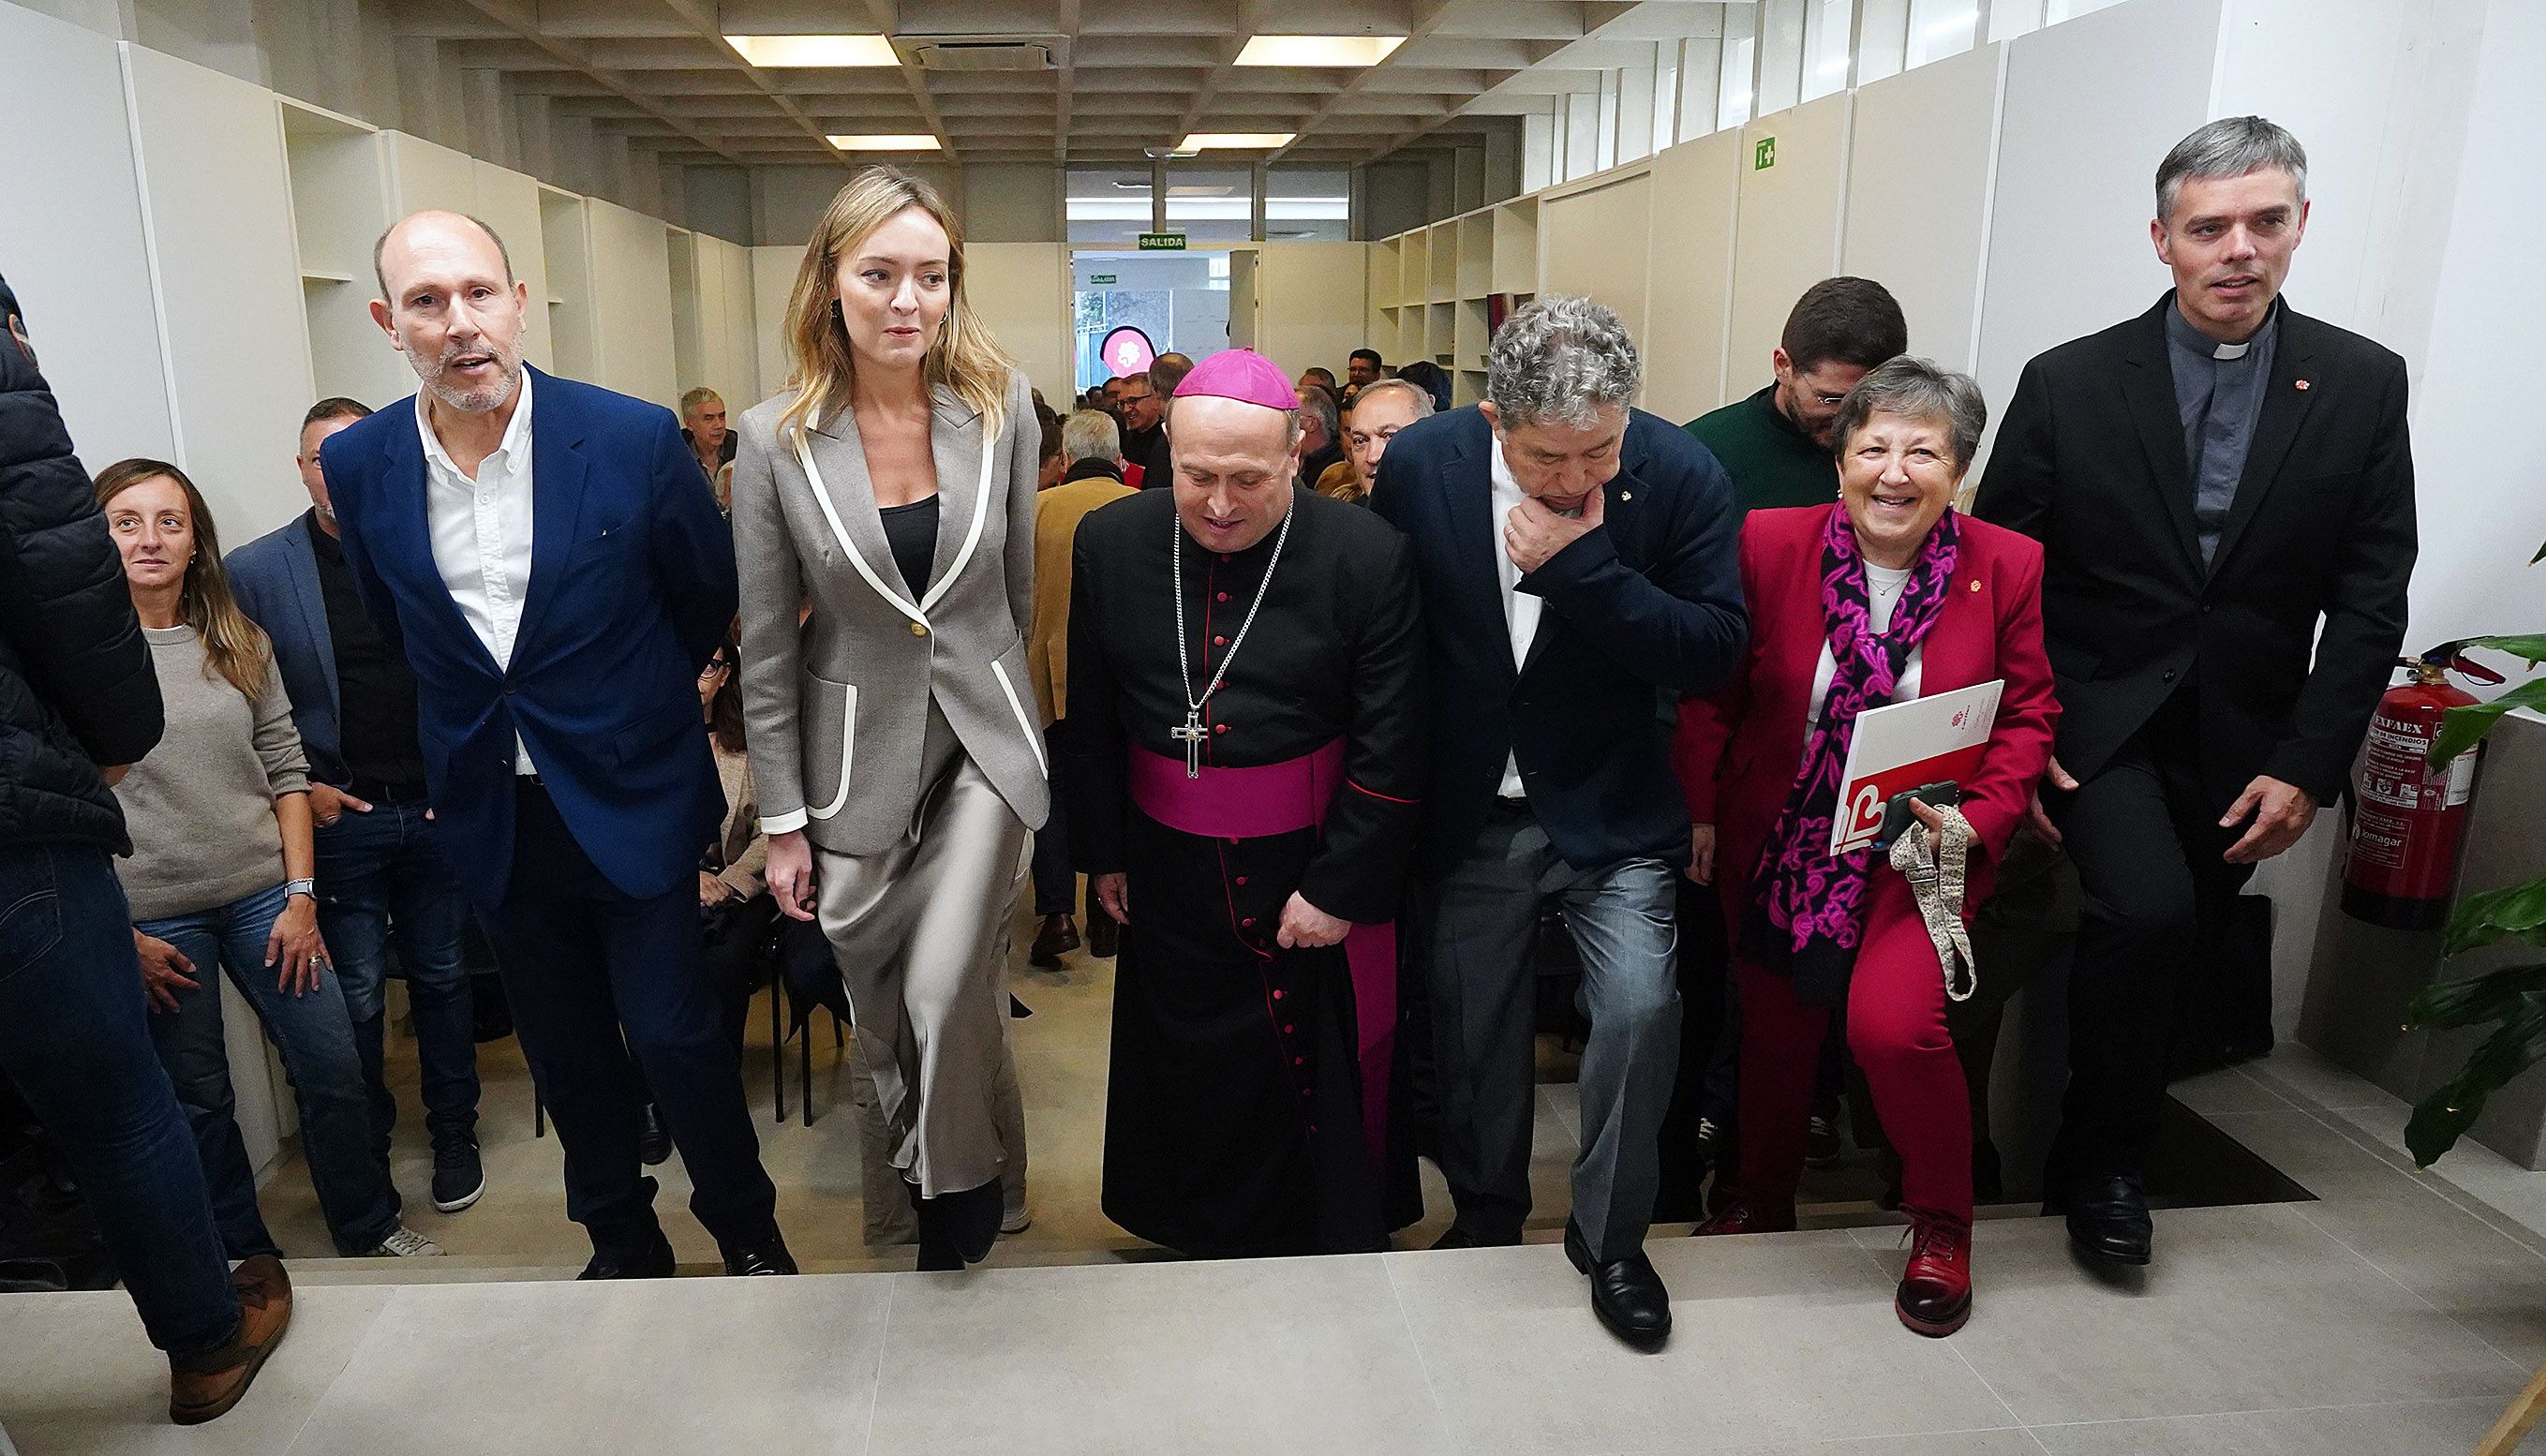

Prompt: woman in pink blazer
[1673,357,2058,1337]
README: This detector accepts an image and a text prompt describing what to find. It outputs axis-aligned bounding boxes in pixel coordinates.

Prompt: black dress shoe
[1028,914,1079,968]
[1086,914,1119,959]
[1429,1226,1521,1251]
[637,1103,672,1167]
[2062,1173,2152,1266]
[1564,1220,1672,1347]
[578,1228,677,1280]
[720,1229,799,1277]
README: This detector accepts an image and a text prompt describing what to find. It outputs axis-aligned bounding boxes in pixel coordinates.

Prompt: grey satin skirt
[815,700,1031,1199]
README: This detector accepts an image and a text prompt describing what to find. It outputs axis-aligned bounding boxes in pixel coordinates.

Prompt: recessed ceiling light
[1234,36,1406,67]
[1177,132,1296,151]
[827,134,942,152]
[725,35,898,67]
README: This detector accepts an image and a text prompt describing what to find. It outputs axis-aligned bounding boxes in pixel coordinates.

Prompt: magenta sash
[1127,739,1397,1166]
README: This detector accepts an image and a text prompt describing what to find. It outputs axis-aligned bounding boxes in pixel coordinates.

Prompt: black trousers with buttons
[2047,684,2256,1183]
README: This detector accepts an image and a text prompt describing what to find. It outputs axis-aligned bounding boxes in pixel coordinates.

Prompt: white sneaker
[362,1226,445,1257]
[1001,1205,1033,1235]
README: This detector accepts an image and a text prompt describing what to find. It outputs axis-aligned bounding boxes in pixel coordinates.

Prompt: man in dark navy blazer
[1373,296,1746,1345]
[320,211,792,1280]
[231,396,484,1220]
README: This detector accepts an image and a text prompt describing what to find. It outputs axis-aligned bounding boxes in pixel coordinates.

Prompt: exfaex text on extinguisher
[2341,643,2507,930]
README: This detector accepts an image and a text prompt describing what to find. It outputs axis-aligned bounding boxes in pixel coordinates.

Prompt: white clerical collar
[2211,339,2250,361]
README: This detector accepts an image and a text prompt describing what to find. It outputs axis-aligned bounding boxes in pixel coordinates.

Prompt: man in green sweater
[1684,277,1908,513]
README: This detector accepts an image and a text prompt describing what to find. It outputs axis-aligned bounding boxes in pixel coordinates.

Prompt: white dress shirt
[415,371,538,774]
[1488,441,1542,799]
[1806,559,1924,740]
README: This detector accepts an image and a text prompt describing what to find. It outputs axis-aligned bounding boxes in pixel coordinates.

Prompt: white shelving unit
[280,97,405,409]
[1371,195,1542,408]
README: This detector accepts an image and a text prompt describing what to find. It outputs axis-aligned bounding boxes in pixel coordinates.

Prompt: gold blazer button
[910,621,930,637]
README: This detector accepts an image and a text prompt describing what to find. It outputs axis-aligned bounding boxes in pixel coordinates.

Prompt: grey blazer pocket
[801,670,858,820]
[613,696,695,765]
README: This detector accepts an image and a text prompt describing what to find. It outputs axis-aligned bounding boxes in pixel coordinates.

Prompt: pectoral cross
[1171,710,1209,779]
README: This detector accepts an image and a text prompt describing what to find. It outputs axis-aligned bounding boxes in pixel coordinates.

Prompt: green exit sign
[1138,231,1186,250]
[1754,136,1777,171]
[1089,273,1117,285]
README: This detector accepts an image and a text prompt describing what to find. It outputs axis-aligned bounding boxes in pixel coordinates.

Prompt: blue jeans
[0,843,238,1357]
[138,883,398,1257]
[314,799,479,1160]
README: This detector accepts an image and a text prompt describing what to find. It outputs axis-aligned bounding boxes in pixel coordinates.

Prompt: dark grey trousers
[1417,802,1682,1261]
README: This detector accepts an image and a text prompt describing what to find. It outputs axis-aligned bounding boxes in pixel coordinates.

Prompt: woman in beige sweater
[98,459,431,1262]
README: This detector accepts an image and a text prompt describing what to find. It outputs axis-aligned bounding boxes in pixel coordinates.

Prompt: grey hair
[1828,356,1988,470]
[2156,116,2308,225]
[1349,378,1435,423]
[1485,294,1642,430]
[1060,409,1121,465]
[1294,384,1340,444]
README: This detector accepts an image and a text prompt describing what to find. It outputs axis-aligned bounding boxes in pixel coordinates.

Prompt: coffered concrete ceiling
[387,0,1743,168]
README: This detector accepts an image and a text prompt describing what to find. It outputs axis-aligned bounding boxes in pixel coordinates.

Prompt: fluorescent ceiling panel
[726,35,899,67]
[827,134,943,151]
[1233,36,1407,67]
[1177,132,1296,150]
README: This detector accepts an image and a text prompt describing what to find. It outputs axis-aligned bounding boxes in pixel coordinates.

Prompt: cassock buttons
[1283,1024,1295,1034]
[1294,1057,1304,1066]
[1216,591,1230,602]
[1235,875,1248,885]
[1272,988,1285,1000]
[1213,635,1228,646]
[1242,916,1256,928]
[1213,723,1228,735]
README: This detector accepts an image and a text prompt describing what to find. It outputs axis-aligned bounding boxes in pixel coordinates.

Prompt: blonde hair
[778,165,1013,444]
[94,458,274,700]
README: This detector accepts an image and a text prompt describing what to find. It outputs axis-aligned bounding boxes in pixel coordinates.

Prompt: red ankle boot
[1690,1197,1797,1237]
[1895,1208,1973,1337]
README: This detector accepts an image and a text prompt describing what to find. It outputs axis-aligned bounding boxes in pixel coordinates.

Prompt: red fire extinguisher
[2341,644,2505,930]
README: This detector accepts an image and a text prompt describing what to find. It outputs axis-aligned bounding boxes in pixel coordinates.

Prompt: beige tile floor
[9,914,2546,1453]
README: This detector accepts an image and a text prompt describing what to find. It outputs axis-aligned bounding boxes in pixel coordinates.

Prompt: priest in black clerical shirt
[1064,348,1425,1258]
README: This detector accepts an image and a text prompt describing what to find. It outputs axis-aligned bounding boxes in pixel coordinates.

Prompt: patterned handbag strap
[1889,808,1979,1003]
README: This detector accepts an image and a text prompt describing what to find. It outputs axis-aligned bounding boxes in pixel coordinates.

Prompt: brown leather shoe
[169,1255,292,1425]
[1028,914,1079,968]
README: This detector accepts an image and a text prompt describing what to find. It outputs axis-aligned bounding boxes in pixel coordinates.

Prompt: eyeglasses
[699,659,733,681]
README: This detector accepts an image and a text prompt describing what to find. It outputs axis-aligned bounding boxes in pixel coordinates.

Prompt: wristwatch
[284,878,317,902]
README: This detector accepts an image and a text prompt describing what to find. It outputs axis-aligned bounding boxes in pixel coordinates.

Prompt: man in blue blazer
[321,211,791,1279]
[231,396,484,1219]
[1373,296,1745,1346]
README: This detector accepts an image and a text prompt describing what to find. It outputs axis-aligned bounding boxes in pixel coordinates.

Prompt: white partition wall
[1841,44,2006,373]
[473,159,555,372]
[540,186,598,381]
[283,106,407,410]
[585,197,678,409]
[1728,93,1854,390]
[0,2,174,468]
[1974,0,2223,409]
[1642,132,1744,422]
[381,131,477,216]
[1541,170,1655,341]
[124,43,319,541]
[752,245,799,408]
[1249,243,1372,389]
[718,239,760,408]
[968,243,1073,404]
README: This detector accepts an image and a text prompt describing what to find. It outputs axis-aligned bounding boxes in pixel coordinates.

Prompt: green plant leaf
[2432,678,2546,765]
[2442,877,2546,957]
[2408,996,2546,1166]
[2463,633,2546,665]
[2407,961,2546,1029]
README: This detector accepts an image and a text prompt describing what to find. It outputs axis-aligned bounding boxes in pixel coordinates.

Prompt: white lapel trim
[920,426,996,616]
[793,424,998,630]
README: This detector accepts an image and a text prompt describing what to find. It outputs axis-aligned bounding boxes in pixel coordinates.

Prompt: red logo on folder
[1830,680,2003,856]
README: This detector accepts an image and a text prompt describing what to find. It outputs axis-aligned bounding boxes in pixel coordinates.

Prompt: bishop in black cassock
[1064,349,1425,1259]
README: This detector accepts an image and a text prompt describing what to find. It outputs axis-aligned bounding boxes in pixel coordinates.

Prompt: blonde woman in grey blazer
[732,166,1049,1271]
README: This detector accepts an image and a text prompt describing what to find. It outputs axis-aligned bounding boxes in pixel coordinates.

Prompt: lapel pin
[2295,379,2310,391]
[1969,580,1982,592]
[1618,491,1631,502]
